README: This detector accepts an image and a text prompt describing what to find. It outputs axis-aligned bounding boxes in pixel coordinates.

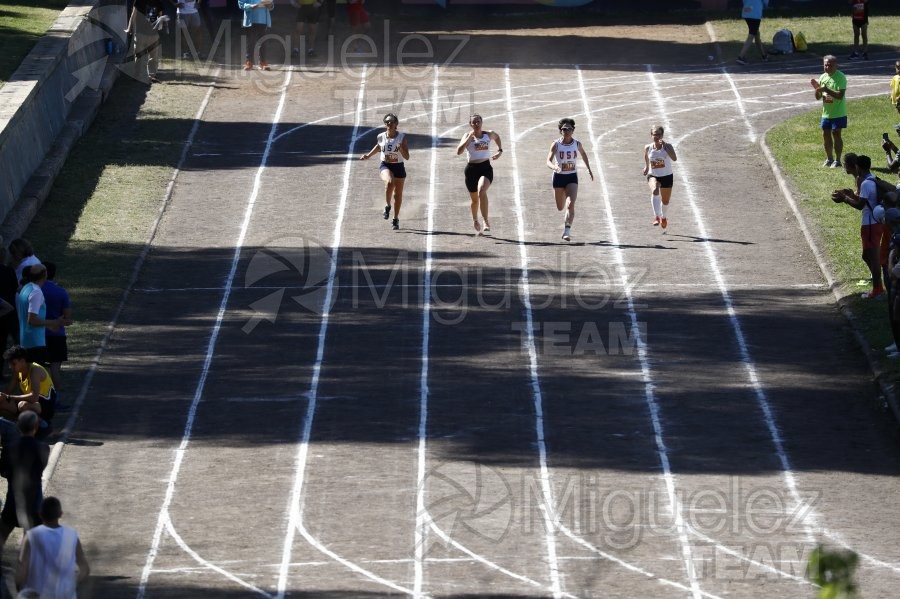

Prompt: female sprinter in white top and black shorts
[361,113,409,230]
[456,113,503,234]
[642,124,677,232]
[546,118,593,241]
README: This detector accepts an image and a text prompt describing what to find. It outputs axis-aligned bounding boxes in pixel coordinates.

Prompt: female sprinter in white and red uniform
[361,113,409,230]
[642,124,678,231]
[456,113,503,234]
[546,117,593,241]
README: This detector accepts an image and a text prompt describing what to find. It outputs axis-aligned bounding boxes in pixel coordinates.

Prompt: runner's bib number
[385,153,399,163]
[560,162,576,172]
[651,159,665,169]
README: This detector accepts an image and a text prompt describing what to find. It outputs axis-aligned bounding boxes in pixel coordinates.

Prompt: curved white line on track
[136,68,293,599]
[427,520,579,599]
[413,63,440,599]
[275,65,419,598]
[43,70,221,489]
[576,65,702,599]
[504,63,565,599]
[164,516,274,598]
[644,64,819,547]
[556,522,723,599]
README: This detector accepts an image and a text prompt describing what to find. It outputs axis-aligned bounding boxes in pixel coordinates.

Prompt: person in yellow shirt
[891,60,900,114]
[0,346,57,426]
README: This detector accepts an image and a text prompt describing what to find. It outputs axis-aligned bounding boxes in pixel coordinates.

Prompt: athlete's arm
[456,132,474,155]
[546,142,559,171]
[360,142,380,160]
[642,144,650,175]
[663,141,677,162]
[399,135,410,160]
[489,131,503,160]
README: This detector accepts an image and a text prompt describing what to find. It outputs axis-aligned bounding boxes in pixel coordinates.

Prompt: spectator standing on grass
[456,114,503,236]
[41,263,71,394]
[832,154,885,299]
[360,113,409,231]
[0,412,48,550]
[16,266,65,368]
[238,0,274,71]
[735,0,768,66]
[125,0,165,84]
[848,0,869,61]
[291,0,322,58]
[346,0,370,53]
[16,497,90,599]
[545,118,594,242]
[319,0,337,39]
[810,55,848,169]
[8,240,39,290]
[174,0,206,59]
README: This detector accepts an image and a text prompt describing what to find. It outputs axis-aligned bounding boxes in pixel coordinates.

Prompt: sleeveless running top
[18,363,55,400]
[647,144,674,177]
[378,131,405,164]
[554,137,580,174]
[465,132,492,162]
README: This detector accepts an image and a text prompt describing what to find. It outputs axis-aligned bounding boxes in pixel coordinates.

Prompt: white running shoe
[562,226,571,241]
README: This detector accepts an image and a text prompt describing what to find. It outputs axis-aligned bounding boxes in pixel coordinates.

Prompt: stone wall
[0,0,124,240]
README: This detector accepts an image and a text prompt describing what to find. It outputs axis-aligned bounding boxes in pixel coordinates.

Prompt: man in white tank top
[16,496,90,597]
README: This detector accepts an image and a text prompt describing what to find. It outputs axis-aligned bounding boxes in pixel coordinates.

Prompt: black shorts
[25,346,48,367]
[46,335,68,363]
[648,173,674,189]
[552,172,578,188]
[380,161,407,179]
[464,161,493,193]
[744,18,761,35]
[296,4,320,24]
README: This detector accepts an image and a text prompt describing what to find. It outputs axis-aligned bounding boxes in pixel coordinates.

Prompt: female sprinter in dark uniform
[361,113,409,230]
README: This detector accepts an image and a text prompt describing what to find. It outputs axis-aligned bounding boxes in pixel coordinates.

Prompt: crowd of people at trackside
[822,54,900,361]
[126,0,369,80]
[0,239,88,597]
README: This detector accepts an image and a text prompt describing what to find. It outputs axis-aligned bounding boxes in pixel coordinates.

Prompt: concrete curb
[760,132,900,424]
[0,61,119,243]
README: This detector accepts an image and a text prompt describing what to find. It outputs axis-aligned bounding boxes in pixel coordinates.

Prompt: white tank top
[378,132,405,164]
[465,132,492,162]
[647,144,673,177]
[554,137,579,174]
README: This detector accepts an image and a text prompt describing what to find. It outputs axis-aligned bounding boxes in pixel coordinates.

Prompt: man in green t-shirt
[809,55,848,168]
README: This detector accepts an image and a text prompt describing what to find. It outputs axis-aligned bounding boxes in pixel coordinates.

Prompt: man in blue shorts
[810,55,848,168]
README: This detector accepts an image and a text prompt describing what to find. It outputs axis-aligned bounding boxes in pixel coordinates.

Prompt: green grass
[711,14,900,60]
[22,67,210,394]
[0,0,69,85]
[768,96,900,379]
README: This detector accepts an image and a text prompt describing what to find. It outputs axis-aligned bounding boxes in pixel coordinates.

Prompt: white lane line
[718,66,756,143]
[577,65,702,599]
[427,521,579,599]
[504,64,564,599]
[413,63,440,599]
[645,64,819,547]
[136,68,292,599]
[275,65,418,598]
[164,516,274,598]
[43,71,221,490]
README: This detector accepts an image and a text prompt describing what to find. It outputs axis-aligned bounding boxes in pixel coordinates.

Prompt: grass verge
[767,95,900,381]
[710,13,900,62]
[0,0,69,85]
[22,63,210,399]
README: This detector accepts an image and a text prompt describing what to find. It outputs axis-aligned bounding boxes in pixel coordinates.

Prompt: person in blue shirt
[736,0,769,65]
[41,263,71,394]
[238,0,274,70]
